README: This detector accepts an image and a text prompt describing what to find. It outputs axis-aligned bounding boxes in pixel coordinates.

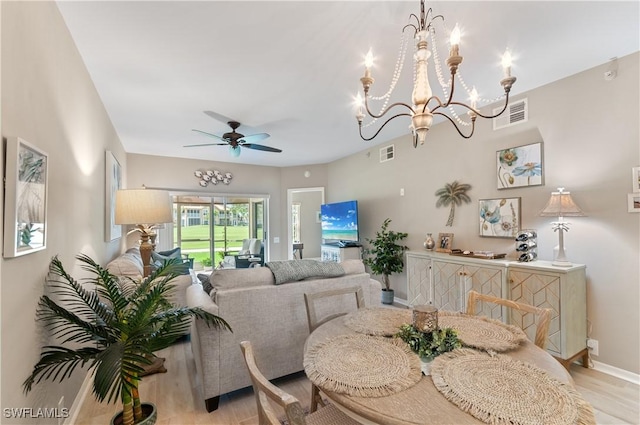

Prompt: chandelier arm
[359,113,413,142]
[364,95,416,119]
[469,92,512,119]
[432,111,476,139]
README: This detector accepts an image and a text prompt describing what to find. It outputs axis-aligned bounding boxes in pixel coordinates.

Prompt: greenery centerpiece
[23,254,232,425]
[364,218,408,304]
[396,325,462,362]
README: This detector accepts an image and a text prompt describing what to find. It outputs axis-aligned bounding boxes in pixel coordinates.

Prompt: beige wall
[329,52,640,374]
[1,1,127,420]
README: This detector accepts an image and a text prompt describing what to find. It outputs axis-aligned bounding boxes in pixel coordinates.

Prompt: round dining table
[303,308,577,425]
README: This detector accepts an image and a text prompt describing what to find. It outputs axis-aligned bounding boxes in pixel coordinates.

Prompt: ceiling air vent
[380,145,395,163]
[493,98,528,130]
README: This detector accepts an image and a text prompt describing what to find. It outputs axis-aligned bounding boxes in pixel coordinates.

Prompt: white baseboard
[65,370,94,425]
[592,360,640,385]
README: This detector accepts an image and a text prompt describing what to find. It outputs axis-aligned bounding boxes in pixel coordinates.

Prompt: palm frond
[36,296,112,345]
[23,346,100,394]
[77,254,129,314]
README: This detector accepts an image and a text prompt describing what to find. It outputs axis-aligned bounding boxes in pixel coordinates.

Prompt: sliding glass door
[173,195,267,270]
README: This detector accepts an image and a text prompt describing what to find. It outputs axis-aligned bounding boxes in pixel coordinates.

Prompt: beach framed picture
[105,151,123,241]
[3,137,48,257]
[496,142,543,189]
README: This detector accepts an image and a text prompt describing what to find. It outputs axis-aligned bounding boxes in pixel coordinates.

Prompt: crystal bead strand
[362,30,411,128]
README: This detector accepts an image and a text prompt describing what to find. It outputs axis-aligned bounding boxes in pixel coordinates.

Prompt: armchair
[235,238,264,268]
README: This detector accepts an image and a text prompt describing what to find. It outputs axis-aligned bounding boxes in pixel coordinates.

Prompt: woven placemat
[438,311,527,352]
[304,334,422,397]
[431,348,595,425]
[344,307,412,336]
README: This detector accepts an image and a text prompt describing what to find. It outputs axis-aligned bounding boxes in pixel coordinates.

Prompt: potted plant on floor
[23,254,231,425]
[364,218,408,305]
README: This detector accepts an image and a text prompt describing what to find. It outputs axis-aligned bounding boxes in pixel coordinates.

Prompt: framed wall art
[496,142,543,189]
[105,151,123,241]
[479,197,521,238]
[632,166,640,193]
[435,233,454,253]
[3,137,48,257]
[628,193,640,213]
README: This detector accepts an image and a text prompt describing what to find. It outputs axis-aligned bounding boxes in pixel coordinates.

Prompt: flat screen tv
[320,200,359,244]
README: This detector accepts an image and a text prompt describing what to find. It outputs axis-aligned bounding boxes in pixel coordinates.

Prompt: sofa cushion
[106,251,144,277]
[209,267,274,292]
[266,260,345,285]
[340,259,366,275]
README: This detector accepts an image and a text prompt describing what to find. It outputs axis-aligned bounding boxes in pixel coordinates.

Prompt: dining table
[303,307,594,425]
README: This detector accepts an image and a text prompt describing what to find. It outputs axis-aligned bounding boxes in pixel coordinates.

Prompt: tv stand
[321,244,362,262]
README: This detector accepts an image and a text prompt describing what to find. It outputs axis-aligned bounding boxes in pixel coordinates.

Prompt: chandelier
[355,0,517,147]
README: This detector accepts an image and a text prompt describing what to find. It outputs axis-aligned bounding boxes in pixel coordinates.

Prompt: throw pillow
[266,260,345,285]
[197,273,214,295]
[151,247,182,263]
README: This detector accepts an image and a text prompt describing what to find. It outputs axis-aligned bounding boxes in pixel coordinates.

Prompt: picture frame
[3,137,48,257]
[496,142,543,189]
[479,197,521,238]
[632,167,640,193]
[435,233,454,253]
[105,151,123,241]
[628,193,640,213]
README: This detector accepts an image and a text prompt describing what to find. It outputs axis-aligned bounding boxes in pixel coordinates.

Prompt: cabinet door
[432,260,464,311]
[464,264,505,320]
[406,255,432,306]
[509,269,561,356]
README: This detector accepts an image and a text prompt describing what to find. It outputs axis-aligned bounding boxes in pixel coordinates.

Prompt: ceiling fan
[186,116,282,157]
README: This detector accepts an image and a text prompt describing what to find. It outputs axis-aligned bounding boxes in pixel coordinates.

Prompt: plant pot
[110,403,157,425]
[381,288,394,305]
[420,357,433,375]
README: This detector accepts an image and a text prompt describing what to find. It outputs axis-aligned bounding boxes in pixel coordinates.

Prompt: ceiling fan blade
[184,142,228,148]
[192,129,225,141]
[203,110,236,124]
[242,143,282,153]
[240,133,270,143]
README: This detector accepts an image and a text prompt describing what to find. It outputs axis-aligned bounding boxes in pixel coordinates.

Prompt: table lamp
[539,187,585,267]
[115,188,173,277]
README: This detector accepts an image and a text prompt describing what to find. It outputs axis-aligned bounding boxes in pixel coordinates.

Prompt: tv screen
[320,200,359,243]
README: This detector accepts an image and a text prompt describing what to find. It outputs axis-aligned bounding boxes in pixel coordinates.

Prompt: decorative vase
[111,403,157,425]
[423,233,435,250]
[420,357,433,375]
[381,289,394,305]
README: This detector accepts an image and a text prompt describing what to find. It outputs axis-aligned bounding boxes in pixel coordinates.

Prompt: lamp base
[552,259,573,267]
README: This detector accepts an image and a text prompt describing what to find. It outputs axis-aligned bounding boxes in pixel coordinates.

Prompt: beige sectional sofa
[186,259,382,412]
[106,246,196,308]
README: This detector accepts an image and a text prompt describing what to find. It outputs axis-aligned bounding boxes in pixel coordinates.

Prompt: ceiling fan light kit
[186,114,282,158]
[355,0,517,147]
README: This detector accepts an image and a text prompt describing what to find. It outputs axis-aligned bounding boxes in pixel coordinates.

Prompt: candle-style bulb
[470,87,478,109]
[450,25,461,56]
[502,49,512,77]
[365,49,374,70]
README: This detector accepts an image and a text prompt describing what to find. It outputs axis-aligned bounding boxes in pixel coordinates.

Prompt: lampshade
[539,188,586,218]
[115,189,173,225]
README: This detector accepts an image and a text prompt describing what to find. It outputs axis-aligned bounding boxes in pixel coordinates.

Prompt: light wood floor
[74,338,639,425]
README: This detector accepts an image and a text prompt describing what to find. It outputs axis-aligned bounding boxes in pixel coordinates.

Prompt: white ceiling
[56,1,639,167]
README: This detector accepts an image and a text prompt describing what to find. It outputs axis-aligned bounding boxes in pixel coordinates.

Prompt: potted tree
[23,254,231,425]
[364,218,408,304]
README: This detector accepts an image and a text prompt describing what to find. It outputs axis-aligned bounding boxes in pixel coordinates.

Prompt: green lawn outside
[175,225,250,267]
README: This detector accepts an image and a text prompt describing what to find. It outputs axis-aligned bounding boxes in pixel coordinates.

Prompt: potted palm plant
[23,254,231,425]
[364,218,408,304]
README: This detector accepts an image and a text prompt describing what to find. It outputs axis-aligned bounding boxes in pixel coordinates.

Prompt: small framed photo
[3,137,48,257]
[496,142,543,189]
[435,233,454,253]
[628,193,640,213]
[479,197,521,238]
[632,167,640,193]
[105,151,123,241]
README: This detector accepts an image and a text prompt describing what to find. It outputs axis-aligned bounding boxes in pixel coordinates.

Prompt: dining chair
[240,341,360,425]
[466,290,552,349]
[304,286,364,413]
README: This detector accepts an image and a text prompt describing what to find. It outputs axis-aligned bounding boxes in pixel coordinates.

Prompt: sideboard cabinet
[406,251,587,367]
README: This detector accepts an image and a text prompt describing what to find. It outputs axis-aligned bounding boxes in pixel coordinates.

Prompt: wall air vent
[493,98,528,130]
[380,144,395,163]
